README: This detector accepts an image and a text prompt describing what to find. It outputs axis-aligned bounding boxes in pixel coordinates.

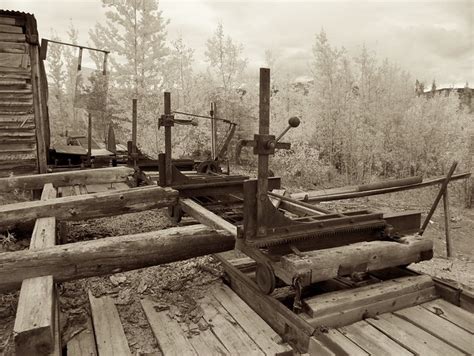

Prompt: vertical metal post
[77,47,83,71]
[87,112,92,166]
[132,98,138,169]
[257,68,271,235]
[443,189,452,257]
[103,52,108,76]
[210,102,217,160]
[164,92,172,186]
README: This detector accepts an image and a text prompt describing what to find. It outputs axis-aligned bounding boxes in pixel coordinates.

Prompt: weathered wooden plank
[0,24,23,33]
[307,337,336,356]
[141,298,197,356]
[50,288,61,356]
[308,286,438,328]
[279,235,433,285]
[394,305,474,353]
[66,317,97,356]
[13,276,55,355]
[0,32,26,42]
[366,313,464,355]
[421,299,474,333]
[312,329,369,356]
[13,184,57,356]
[211,284,292,354]
[0,166,134,191]
[180,198,237,235]
[200,297,265,355]
[0,16,17,25]
[88,292,131,356]
[0,224,234,291]
[0,41,27,53]
[340,320,413,355]
[0,52,29,68]
[0,185,178,229]
[304,275,434,317]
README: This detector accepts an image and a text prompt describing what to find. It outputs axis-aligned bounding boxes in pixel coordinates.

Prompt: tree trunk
[0,224,234,292]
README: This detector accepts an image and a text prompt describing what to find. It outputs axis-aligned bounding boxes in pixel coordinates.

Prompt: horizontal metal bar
[303,172,471,202]
[43,38,110,54]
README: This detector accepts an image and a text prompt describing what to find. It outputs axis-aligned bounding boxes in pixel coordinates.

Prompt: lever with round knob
[265,116,301,149]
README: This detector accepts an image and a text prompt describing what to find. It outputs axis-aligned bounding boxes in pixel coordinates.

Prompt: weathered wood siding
[0,10,49,177]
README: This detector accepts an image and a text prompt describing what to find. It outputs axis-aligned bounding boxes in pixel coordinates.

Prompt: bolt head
[288,116,301,128]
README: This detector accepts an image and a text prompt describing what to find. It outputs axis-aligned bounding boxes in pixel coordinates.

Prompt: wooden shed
[0,10,49,177]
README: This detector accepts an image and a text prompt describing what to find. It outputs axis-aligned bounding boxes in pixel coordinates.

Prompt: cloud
[3,0,473,85]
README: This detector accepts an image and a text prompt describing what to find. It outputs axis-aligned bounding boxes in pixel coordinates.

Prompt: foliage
[45,4,472,188]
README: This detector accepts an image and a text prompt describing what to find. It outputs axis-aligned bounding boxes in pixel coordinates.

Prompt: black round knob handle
[288,116,300,128]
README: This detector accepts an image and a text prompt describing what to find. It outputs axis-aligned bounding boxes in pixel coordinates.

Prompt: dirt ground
[0,180,472,354]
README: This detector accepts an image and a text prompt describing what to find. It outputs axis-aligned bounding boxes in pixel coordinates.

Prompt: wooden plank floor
[322,298,474,355]
[79,283,292,356]
[141,284,293,356]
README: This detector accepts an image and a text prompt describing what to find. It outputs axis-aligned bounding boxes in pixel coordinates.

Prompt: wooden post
[132,99,138,169]
[210,102,217,160]
[164,92,172,186]
[257,68,271,236]
[443,189,452,258]
[87,112,92,167]
[419,161,458,235]
[29,44,48,174]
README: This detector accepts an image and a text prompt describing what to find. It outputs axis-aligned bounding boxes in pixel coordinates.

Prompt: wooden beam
[308,287,438,328]
[0,166,134,192]
[0,185,178,229]
[279,235,433,285]
[13,183,58,355]
[0,224,234,291]
[179,198,237,236]
[304,275,434,317]
[88,292,131,355]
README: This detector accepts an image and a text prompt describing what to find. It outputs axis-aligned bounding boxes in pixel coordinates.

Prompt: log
[0,185,178,229]
[13,184,58,355]
[0,166,134,191]
[0,224,235,291]
[278,235,433,285]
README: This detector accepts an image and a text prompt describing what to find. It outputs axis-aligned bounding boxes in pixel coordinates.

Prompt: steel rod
[302,172,470,202]
[172,110,235,124]
[43,38,110,54]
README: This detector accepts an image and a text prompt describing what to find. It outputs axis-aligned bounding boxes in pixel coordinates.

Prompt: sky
[2,0,473,87]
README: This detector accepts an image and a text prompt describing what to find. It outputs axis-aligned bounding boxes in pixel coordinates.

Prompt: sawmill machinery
[157,68,432,310]
[232,69,431,310]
